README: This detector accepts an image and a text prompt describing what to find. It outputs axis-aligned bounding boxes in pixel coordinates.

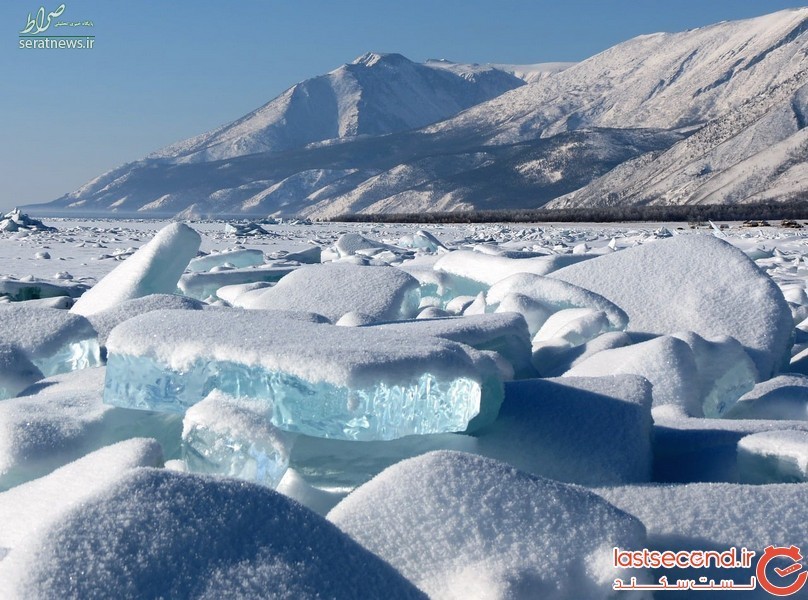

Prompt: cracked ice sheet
[104,309,503,440]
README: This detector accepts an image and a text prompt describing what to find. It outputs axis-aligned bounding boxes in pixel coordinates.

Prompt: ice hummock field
[1,216,808,598]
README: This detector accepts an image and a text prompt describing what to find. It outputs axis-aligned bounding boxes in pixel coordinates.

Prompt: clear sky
[1,0,805,213]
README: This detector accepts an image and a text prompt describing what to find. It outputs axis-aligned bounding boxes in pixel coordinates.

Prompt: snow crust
[329,451,648,600]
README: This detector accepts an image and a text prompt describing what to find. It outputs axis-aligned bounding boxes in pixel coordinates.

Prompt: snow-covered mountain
[27,8,808,218]
[150,53,525,164]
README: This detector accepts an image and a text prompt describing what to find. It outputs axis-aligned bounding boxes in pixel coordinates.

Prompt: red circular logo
[757,545,808,597]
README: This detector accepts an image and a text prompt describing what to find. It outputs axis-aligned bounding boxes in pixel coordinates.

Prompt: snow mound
[474,375,653,485]
[551,235,793,379]
[232,263,420,323]
[434,249,593,287]
[328,451,648,600]
[0,439,162,559]
[565,336,702,416]
[105,310,503,440]
[71,223,201,317]
[0,209,55,233]
[737,430,808,483]
[0,468,425,599]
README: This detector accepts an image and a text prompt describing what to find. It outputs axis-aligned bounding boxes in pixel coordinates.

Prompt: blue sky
[1,0,805,213]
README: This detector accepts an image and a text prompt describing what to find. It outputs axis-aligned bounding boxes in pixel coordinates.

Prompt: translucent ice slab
[182,391,294,487]
[104,310,502,440]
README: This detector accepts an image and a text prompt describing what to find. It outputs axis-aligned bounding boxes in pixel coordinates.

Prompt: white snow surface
[0,438,163,558]
[328,451,648,600]
[71,223,201,316]
[552,235,793,379]
[0,468,426,599]
[474,375,653,485]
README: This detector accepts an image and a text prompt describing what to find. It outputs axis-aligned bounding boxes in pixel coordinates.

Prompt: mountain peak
[351,52,411,67]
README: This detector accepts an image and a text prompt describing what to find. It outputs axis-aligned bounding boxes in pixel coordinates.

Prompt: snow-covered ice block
[87,293,204,347]
[104,310,503,440]
[565,336,702,415]
[178,264,296,301]
[0,345,41,399]
[737,430,808,483]
[0,368,181,490]
[551,235,793,379]
[0,469,425,599]
[334,232,412,261]
[328,451,648,600]
[0,305,100,385]
[494,292,552,336]
[213,281,273,304]
[232,263,420,323]
[434,249,593,287]
[397,230,447,253]
[289,432,477,492]
[182,391,294,488]
[187,248,264,272]
[71,223,200,316]
[487,272,629,330]
[596,482,808,593]
[365,312,535,379]
[0,439,162,559]
[533,307,614,348]
[672,332,758,417]
[534,331,633,377]
[651,405,808,482]
[474,375,653,485]
[0,277,86,302]
[725,374,808,421]
[282,244,322,264]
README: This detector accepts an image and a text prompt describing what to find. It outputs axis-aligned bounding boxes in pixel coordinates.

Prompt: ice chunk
[473,375,653,485]
[213,281,273,304]
[289,432,477,492]
[725,374,808,421]
[434,249,593,287]
[365,313,535,379]
[551,235,794,379]
[487,272,629,330]
[0,439,162,558]
[0,277,86,302]
[672,332,758,417]
[182,391,294,488]
[0,469,426,599]
[276,468,344,516]
[187,248,264,272]
[737,430,808,483]
[87,293,204,347]
[281,245,322,264]
[104,310,503,440]
[533,307,613,346]
[232,263,420,323]
[0,305,100,383]
[651,405,808,482]
[0,345,42,399]
[178,264,295,301]
[328,451,648,600]
[334,232,412,261]
[71,223,201,317]
[397,230,447,253]
[0,368,181,490]
[565,336,702,415]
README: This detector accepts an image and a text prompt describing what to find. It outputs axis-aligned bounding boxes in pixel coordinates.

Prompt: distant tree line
[330,199,808,224]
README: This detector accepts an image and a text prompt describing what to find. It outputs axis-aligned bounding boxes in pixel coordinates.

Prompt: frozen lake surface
[1,215,807,598]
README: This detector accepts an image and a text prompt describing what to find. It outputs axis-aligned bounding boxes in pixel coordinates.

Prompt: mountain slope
[150,53,525,164]
[428,8,808,143]
[25,8,808,219]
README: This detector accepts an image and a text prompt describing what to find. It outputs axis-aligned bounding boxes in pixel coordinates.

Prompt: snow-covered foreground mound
[0,218,806,597]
